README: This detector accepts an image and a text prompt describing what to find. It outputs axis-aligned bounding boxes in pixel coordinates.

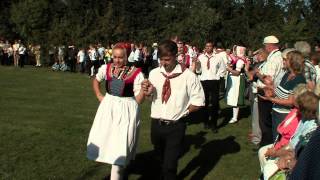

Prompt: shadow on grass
[76,164,105,180]
[178,136,240,180]
[124,131,208,180]
[218,105,251,129]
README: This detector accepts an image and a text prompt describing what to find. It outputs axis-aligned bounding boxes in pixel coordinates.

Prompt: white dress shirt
[257,49,283,88]
[198,52,226,81]
[148,64,205,121]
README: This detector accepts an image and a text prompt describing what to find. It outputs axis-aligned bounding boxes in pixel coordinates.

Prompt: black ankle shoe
[211,127,218,133]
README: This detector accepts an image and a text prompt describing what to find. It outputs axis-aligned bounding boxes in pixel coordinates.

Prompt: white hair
[294,41,311,58]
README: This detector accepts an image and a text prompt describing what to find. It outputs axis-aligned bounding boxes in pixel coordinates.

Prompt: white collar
[160,63,182,76]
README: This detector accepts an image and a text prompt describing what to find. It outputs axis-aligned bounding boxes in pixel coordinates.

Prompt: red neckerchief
[206,53,214,69]
[161,64,187,104]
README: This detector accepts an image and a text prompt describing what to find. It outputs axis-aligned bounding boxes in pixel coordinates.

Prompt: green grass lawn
[0,66,260,180]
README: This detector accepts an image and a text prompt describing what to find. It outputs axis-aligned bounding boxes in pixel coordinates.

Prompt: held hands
[265,147,277,158]
[141,79,154,96]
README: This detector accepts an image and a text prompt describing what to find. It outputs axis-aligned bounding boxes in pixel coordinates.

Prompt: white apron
[226,74,240,106]
[87,93,140,166]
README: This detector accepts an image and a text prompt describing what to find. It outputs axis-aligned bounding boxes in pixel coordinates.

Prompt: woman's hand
[141,79,154,96]
[97,94,104,102]
[263,85,275,97]
[265,147,277,157]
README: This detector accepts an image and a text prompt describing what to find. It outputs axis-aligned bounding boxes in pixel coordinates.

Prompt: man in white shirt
[18,44,26,68]
[255,35,283,146]
[197,41,226,132]
[145,40,205,180]
[152,42,159,68]
[127,43,136,63]
[88,45,99,77]
[77,48,86,73]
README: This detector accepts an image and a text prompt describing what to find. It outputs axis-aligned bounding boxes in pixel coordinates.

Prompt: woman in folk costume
[87,42,150,180]
[225,45,248,123]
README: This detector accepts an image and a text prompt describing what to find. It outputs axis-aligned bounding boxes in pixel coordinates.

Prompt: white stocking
[110,165,123,180]
[232,107,239,120]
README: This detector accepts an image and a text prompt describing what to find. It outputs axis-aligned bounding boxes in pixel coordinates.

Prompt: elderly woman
[86,44,152,180]
[258,84,307,172]
[261,90,319,179]
[259,51,306,139]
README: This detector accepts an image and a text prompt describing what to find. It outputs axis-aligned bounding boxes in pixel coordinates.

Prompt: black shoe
[211,127,218,134]
[204,123,210,129]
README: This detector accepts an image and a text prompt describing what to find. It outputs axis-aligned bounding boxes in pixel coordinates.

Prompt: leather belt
[153,118,180,126]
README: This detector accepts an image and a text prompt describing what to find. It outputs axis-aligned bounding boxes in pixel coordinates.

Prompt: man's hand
[141,79,154,96]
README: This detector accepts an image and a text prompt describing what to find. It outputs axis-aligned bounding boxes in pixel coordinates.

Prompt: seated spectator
[260,90,319,179]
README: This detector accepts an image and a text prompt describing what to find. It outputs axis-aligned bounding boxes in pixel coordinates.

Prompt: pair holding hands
[141,79,154,97]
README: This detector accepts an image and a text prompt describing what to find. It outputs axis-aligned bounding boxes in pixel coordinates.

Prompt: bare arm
[92,78,104,102]
[135,89,145,104]
[226,66,241,76]
[188,104,203,113]
[271,95,294,106]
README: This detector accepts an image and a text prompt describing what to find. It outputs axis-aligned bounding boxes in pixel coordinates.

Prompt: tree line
[0,0,319,49]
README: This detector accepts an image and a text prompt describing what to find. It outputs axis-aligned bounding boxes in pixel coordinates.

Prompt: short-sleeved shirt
[273,72,306,113]
[198,52,226,81]
[77,50,85,63]
[148,64,205,121]
[304,59,317,83]
[257,50,283,88]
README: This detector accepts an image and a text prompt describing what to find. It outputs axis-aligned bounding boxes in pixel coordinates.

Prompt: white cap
[152,43,158,47]
[263,35,279,44]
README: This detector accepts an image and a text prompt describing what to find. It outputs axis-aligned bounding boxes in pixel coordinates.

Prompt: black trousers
[201,80,220,128]
[151,118,187,180]
[258,97,273,146]
[69,59,77,72]
[19,54,25,68]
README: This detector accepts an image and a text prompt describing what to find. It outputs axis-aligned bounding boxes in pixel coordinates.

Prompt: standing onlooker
[18,43,27,68]
[259,50,306,139]
[255,35,283,146]
[77,47,86,73]
[12,40,20,67]
[246,48,269,146]
[48,45,56,66]
[67,45,77,72]
[97,43,105,65]
[151,43,159,69]
[294,41,317,88]
[310,52,320,84]
[146,40,205,180]
[0,40,4,65]
[140,45,152,77]
[128,43,136,64]
[33,45,41,67]
[6,41,13,66]
[88,45,98,77]
[197,41,226,132]
[58,45,65,64]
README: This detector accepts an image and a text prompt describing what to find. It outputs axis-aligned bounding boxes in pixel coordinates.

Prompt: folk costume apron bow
[161,65,186,103]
